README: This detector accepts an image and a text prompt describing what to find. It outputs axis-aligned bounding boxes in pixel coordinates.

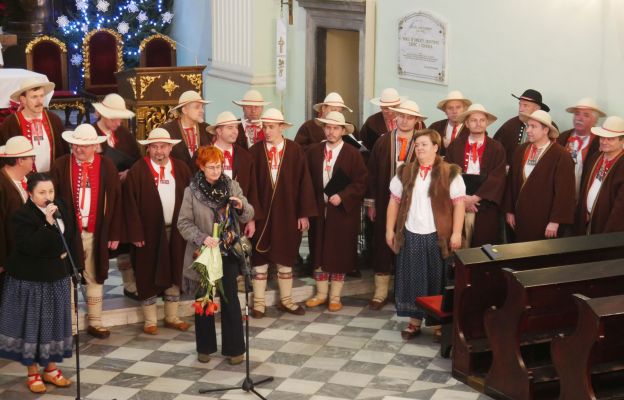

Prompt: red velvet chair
[25,35,87,125]
[139,34,176,67]
[82,28,124,97]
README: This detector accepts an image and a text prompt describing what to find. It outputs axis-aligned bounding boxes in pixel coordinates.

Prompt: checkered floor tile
[0,296,492,399]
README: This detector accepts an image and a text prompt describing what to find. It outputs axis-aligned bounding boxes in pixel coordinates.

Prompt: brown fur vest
[393,155,461,258]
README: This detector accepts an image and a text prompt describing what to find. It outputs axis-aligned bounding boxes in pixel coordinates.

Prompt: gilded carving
[82,29,124,81]
[136,105,171,140]
[48,101,86,114]
[26,36,67,54]
[161,78,179,97]
[139,33,176,51]
[181,73,202,91]
[127,77,137,99]
[139,75,160,99]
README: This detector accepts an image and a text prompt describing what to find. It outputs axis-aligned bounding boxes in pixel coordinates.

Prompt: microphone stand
[199,239,273,399]
[52,216,87,400]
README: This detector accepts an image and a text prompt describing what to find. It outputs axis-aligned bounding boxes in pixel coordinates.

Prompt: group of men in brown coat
[1,75,623,339]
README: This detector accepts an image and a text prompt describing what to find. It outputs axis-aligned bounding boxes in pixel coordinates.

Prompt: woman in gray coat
[177,146,254,365]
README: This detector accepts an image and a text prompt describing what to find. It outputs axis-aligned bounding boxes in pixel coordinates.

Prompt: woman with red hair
[177,146,254,365]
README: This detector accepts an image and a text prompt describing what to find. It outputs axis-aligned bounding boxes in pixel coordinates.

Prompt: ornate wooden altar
[116,65,206,140]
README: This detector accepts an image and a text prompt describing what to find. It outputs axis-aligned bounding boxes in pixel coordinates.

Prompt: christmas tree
[53,0,174,86]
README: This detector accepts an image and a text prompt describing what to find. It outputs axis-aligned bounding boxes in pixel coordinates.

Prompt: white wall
[372,0,624,133]
[170,1,212,71]
[170,0,624,135]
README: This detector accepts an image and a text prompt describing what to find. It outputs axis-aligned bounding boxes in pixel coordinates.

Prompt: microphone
[150,29,198,66]
[45,200,62,220]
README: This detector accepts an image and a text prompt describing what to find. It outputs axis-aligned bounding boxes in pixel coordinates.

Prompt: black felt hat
[511,89,550,112]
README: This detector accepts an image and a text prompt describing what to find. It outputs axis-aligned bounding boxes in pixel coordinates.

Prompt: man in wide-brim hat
[248,108,318,318]
[504,110,575,243]
[209,111,260,237]
[124,127,192,335]
[365,100,426,311]
[429,90,472,153]
[50,124,123,339]
[92,93,142,299]
[160,90,212,172]
[494,89,556,166]
[295,92,359,152]
[445,104,507,247]
[359,88,407,151]
[557,97,607,196]
[305,111,367,312]
[0,77,67,173]
[232,89,271,150]
[0,136,37,301]
[576,116,624,235]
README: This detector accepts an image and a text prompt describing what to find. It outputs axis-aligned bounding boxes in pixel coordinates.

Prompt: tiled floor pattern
[0,296,491,400]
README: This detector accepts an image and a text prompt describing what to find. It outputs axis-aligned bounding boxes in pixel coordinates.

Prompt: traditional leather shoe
[401,324,422,340]
[42,369,71,388]
[369,298,387,311]
[328,302,343,312]
[277,302,305,315]
[250,308,265,319]
[164,320,190,331]
[27,374,46,394]
[197,353,211,363]
[123,289,140,301]
[87,325,111,339]
[143,325,158,335]
[305,297,327,308]
[229,354,244,365]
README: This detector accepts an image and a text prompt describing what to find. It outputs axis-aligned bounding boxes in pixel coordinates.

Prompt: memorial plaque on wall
[398,11,447,85]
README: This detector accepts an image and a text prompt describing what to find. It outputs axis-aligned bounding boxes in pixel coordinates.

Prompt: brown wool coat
[249,139,318,266]
[307,142,368,273]
[93,124,141,170]
[493,116,525,166]
[123,157,191,300]
[231,144,262,220]
[360,112,387,152]
[0,110,69,170]
[366,130,417,273]
[445,134,507,246]
[0,169,26,267]
[393,157,461,259]
[428,118,470,156]
[295,119,360,153]
[576,151,624,235]
[503,142,576,242]
[160,119,212,172]
[50,154,122,283]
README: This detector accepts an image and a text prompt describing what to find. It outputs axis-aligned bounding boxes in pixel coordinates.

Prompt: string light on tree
[53,0,175,89]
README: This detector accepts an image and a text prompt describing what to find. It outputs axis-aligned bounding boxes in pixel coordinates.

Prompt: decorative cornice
[139,33,176,52]
[26,35,67,54]
[82,29,124,80]
[297,0,366,13]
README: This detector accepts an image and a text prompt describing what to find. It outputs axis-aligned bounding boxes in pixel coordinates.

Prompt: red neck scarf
[324,146,333,171]
[419,164,432,179]
[245,123,265,145]
[144,156,175,186]
[183,126,198,154]
[223,149,233,169]
[463,139,486,171]
[450,123,459,142]
[16,111,53,172]
[384,116,397,133]
[397,136,409,162]
[267,144,284,169]
[71,154,101,233]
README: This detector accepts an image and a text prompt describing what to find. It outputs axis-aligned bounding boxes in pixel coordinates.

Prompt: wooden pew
[452,232,624,387]
[551,294,624,400]
[483,260,624,400]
